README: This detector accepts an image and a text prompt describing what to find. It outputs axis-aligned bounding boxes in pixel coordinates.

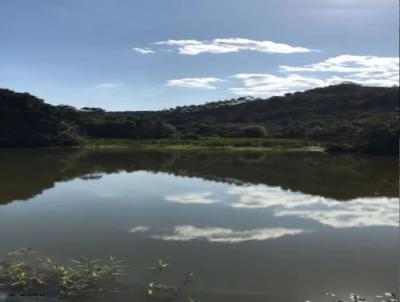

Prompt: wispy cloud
[151,225,305,243]
[231,55,399,96]
[230,73,324,96]
[166,192,219,204]
[166,77,222,89]
[95,82,125,89]
[132,47,155,54]
[280,55,398,78]
[155,38,315,55]
[280,55,399,88]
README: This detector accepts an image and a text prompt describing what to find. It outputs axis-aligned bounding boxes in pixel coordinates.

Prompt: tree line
[0,83,398,154]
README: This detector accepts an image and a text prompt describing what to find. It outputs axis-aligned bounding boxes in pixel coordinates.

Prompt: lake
[0,149,398,302]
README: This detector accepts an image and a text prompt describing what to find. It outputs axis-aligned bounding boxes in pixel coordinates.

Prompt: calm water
[0,149,398,302]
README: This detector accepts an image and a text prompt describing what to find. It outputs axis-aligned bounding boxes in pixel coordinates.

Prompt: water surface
[0,149,398,302]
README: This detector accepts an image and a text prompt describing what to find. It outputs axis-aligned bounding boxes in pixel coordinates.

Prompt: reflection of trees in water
[0,148,87,205]
[80,173,103,180]
[238,153,266,163]
[0,149,397,205]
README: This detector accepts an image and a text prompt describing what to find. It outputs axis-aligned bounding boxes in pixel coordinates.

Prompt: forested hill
[0,83,398,154]
[0,89,84,147]
[159,84,398,125]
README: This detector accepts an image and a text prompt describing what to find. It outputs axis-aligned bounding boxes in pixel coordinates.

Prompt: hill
[0,89,84,147]
[119,83,399,154]
[0,83,398,154]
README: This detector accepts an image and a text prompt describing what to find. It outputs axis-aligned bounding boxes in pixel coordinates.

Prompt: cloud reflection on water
[165,192,219,204]
[150,225,304,243]
[129,226,150,233]
[164,185,399,229]
[227,185,399,228]
[227,186,323,209]
[129,185,398,243]
[276,198,398,228]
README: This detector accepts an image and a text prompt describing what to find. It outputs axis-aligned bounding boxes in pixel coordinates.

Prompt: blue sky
[0,0,398,110]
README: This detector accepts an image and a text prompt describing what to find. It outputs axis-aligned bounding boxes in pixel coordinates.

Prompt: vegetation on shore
[0,83,398,154]
[87,137,325,152]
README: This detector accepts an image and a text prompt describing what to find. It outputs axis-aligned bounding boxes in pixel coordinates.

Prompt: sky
[0,0,398,111]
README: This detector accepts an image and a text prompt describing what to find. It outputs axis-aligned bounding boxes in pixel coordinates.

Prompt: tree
[0,89,85,147]
[240,125,267,138]
[149,122,177,139]
[356,121,399,155]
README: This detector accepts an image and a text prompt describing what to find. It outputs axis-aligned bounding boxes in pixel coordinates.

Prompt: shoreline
[84,138,326,153]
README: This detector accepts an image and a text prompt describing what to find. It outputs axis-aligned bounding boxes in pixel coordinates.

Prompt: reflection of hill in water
[0,148,397,205]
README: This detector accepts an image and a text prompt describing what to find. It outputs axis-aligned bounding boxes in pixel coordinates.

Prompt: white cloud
[155,38,314,55]
[280,55,398,77]
[227,185,399,229]
[231,55,399,96]
[230,73,324,96]
[323,76,398,87]
[166,192,219,204]
[166,77,222,89]
[132,47,155,54]
[279,55,399,88]
[95,83,125,89]
[129,226,150,233]
[151,225,304,243]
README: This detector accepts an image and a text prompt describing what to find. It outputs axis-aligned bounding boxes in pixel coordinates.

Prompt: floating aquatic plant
[149,258,169,272]
[3,248,396,302]
[0,248,124,299]
[51,255,124,298]
[321,292,398,302]
[0,248,197,301]
[146,258,195,299]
